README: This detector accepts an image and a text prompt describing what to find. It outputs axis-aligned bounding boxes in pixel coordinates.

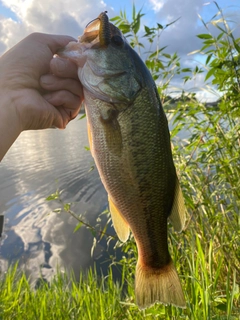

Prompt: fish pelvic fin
[135,259,186,309]
[169,177,186,232]
[87,117,94,156]
[108,196,130,242]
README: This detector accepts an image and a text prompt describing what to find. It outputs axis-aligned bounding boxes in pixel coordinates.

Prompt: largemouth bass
[59,11,186,309]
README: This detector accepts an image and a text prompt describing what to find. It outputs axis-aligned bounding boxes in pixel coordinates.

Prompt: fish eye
[111,35,124,47]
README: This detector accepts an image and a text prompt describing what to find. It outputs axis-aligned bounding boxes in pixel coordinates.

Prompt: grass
[0,227,239,320]
[0,264,124,320]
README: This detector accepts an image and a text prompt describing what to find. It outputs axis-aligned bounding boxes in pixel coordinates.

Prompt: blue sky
[0,0,239,101]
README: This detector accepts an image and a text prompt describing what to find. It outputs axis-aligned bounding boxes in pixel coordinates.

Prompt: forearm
[0,94,22,161]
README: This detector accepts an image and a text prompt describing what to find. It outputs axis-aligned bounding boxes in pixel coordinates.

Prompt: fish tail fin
[135,259,186,309]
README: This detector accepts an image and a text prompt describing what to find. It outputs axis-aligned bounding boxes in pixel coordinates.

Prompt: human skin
[0,33,83,161]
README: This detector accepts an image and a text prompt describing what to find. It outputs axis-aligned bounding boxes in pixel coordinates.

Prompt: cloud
[0,0,239,101]
[0,0,113,55]
[152,0,240,55]
[152,0,204,54]
[148,0,164,12]
[141,0,239,101]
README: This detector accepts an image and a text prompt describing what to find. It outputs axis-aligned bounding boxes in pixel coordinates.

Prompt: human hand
[0,32,83,161]
[0,33,83,131]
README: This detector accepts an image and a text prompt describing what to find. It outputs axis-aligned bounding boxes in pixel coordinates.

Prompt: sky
[0,0,239,101]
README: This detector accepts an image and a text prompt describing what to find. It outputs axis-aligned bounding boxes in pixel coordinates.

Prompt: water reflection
[0,117,111,281]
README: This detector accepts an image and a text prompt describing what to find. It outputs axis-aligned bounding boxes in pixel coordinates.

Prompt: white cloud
[0,0,114,55]
[149,0,164,12]
[1,0,239,101]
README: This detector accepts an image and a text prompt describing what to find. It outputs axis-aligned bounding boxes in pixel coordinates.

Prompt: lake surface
[0,117,114,282]
[0,114,188,283]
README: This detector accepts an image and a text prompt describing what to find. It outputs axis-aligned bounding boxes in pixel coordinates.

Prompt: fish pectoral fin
[100,108,123,156]
[108,196,130,242]
[169,177,186,233]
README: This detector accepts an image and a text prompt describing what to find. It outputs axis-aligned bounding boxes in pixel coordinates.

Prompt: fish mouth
[80,11,122,47]
[80,11,110,46]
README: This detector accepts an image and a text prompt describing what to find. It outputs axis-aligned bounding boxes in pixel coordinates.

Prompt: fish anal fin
[108,196,130,242]
[135,259,186,309]
[169,177,186,233]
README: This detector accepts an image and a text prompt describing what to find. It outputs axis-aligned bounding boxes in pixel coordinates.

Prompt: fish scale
[58,11,187,309]
[86,84,177,286]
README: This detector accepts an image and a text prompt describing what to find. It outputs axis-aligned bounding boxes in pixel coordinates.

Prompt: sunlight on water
[0,117,108,281]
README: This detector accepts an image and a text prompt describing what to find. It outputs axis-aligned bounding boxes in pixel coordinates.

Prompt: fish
[58,11,187,309]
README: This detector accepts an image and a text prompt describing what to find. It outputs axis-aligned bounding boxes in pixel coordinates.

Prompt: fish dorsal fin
[108,196,130,242]
[169,177,186,233]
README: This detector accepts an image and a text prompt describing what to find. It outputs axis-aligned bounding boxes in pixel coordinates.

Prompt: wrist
[0,89,22,161]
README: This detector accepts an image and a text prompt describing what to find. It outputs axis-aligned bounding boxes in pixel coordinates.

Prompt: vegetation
[0,3,239,319]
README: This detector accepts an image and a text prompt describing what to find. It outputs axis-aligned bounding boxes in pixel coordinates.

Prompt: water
[0,117,112,281]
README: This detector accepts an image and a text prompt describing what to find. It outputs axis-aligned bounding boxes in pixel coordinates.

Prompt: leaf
[157,23,163,29]
[88,165,95,172]
[78,113,86,120]
[99,224,108,240]
[214,24,227,34]
[53,208,61,214]
[203,39,215,45]
[198,13,208,30]
[197,34,213,39]
[205,68,216,81]
[110,16,120,22]
[74,221,83,233]
[84,146,90,151]
[206,54,213,65]
[118,23,131,34]
[183,76,191,83]
[46,192,59,201]
[213,1,221,11]
[132,3,136,20]
[217,32,224,40]
[91,237,97,257]
[148,49,159,59]
[156,60,165,70]
[132,16,140,34]
[162,53,171,59]
[181,68,192,73]
[144,25,150,33]
[138,42,144,48]
[216,303,227,311]
[188,49,200,55]
[64,203,71,212]
[166,17,181,28]
[233,40,240,53]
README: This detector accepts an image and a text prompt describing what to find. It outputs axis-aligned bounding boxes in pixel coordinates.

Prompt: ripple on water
[0,117,112,280]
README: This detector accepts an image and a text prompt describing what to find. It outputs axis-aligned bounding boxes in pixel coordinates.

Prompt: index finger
[31,33,77,54]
